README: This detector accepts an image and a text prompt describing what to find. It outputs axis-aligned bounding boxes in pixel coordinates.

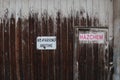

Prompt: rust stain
[0,10,112,80]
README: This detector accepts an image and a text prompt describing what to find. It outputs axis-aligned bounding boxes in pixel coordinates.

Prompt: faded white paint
[0,0,115,79]
[0,0,113,23]
[0,0,114,51]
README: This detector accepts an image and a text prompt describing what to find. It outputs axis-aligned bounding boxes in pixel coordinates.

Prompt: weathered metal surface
[74,28,113,80]
[113,0,120,80]
[0,0,114,80]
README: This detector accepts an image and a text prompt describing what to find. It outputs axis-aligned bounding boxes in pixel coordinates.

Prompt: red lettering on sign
[80,34,84,39]
[99,35,104,40]
[79,32,104,44]
[80,34,104,40]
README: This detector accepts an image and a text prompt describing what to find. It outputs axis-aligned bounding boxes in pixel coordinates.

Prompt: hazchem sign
[37,36,56,50]
[79,32,105,44]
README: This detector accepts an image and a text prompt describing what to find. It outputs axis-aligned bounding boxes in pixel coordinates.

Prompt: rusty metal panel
[0,19,5,80]
[0,0,113,80]
[74,28,113,80]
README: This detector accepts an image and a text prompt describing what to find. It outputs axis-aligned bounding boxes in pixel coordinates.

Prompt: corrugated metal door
[0,13,74,80]
[74,28,110,80]
[0,0,113,80]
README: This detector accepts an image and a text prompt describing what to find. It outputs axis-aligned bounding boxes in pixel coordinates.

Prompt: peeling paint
[0,0,114,80]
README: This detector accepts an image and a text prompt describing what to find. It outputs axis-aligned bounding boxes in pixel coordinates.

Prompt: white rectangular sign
[37,36,56,50]
[79,32,105,44]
